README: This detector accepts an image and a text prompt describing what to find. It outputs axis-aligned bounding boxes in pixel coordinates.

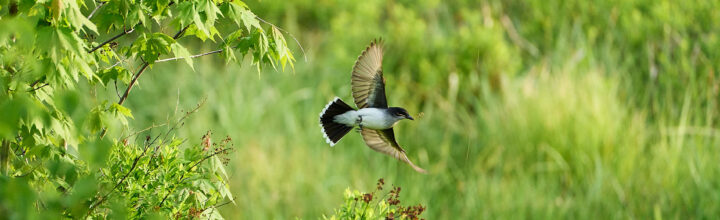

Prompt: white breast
[333,108,393,130]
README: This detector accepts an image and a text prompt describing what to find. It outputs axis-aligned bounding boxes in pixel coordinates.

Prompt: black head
[387,107,414,120]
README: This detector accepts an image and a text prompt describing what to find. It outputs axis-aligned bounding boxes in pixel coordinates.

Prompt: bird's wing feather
[351,39,388,109]
[360,128,426,173]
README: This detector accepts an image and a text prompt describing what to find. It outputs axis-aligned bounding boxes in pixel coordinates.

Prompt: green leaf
[198,0,221,27]
[221,44,237,64]
[240,7,261,32]
[211,156,228,181]
[62,0,98,34]
[184,25,209,41]
[192,10,208,36]
[98,66,132,85]
[111,103,133,119]
[170,43,194,70]
[85,109,102,134]
[131,33,176,63]
[174,1,195,27]
[126,4,148,28]
[0,95,42,139]
[271,26,295,71]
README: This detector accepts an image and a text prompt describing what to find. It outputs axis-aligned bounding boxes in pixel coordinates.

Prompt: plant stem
[117,62,149,105]
[0,140,9,175]
[87,1,107,20]
[155,50,224,63]
[88,28,135,53]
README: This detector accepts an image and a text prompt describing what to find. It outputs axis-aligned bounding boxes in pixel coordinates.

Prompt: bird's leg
[356,116,364,132]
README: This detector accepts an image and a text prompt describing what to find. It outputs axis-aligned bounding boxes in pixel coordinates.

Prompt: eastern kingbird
[319,39,426,173]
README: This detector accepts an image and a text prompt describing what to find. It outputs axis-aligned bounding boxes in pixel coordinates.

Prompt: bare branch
[88,28,135,53]
[172,25,190,39]
[213,199,234,209]
[87,1,107,20]
[1,140,9,175]
[117,62,149,105]
[28,83,49,92]
[29,79,42,87]
[120,122,168,141]
[160,98,206,144]
[108,61,122,69]
[155,49,224,63]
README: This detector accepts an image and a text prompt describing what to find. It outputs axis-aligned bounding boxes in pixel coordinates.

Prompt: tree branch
[155,49,224,63]
[117,63,149,105]
[87,1,107,20]
[172,25,190,39]
[88,28,134,53]
[1,140,9,175]
[88,1,181,54]
[117,25,189,105]
[29,79,42,87]
[27,83,49,92]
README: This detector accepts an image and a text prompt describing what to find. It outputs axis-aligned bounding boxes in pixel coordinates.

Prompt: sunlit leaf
[170,43,194,70]
[111,103,133,119]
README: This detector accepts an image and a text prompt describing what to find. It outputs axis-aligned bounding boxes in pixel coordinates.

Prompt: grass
[109,0,720,218]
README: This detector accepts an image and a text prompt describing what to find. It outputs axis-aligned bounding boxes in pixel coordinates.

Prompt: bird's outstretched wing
[360,128,426,173]
[351,39,388,109]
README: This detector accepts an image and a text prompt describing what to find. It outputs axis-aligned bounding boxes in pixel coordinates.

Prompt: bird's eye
[395,112,402,116]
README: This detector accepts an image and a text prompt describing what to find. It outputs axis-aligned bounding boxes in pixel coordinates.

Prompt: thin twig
[198,199,235,216]
[213,199,234,209]
[27,83,49,92]
[172,25,190,39]
[108,60,122,69]
[120,123,168,141]
[88,28,135,53]
[29,79,42,87]
[114,81,121,99]
[117,63,148,105]
[160,98,205,145]
[187,148,230,174]
[174,88,180,115]
[87,1,107,20]
[255,16,307,62]
[155,49,224,63]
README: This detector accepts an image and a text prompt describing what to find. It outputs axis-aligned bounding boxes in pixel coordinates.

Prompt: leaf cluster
[0,0,295,218]
[90,128,235,219]
[324,178,427,220]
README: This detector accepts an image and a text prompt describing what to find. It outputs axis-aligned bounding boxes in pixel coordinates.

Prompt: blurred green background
[112,0,720,218]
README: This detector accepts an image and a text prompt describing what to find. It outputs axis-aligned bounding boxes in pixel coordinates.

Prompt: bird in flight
[319,39,426,173]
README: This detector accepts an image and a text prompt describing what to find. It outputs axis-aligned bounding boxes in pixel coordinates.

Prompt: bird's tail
[319,97,355,146]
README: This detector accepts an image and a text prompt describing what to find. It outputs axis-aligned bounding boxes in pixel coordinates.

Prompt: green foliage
[155,0,717,219]
[324,179,426,220]
[0,0,294,218]
[91,127,235,219]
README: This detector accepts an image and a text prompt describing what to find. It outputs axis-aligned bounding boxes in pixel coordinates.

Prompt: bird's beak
[406,115,414,120]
